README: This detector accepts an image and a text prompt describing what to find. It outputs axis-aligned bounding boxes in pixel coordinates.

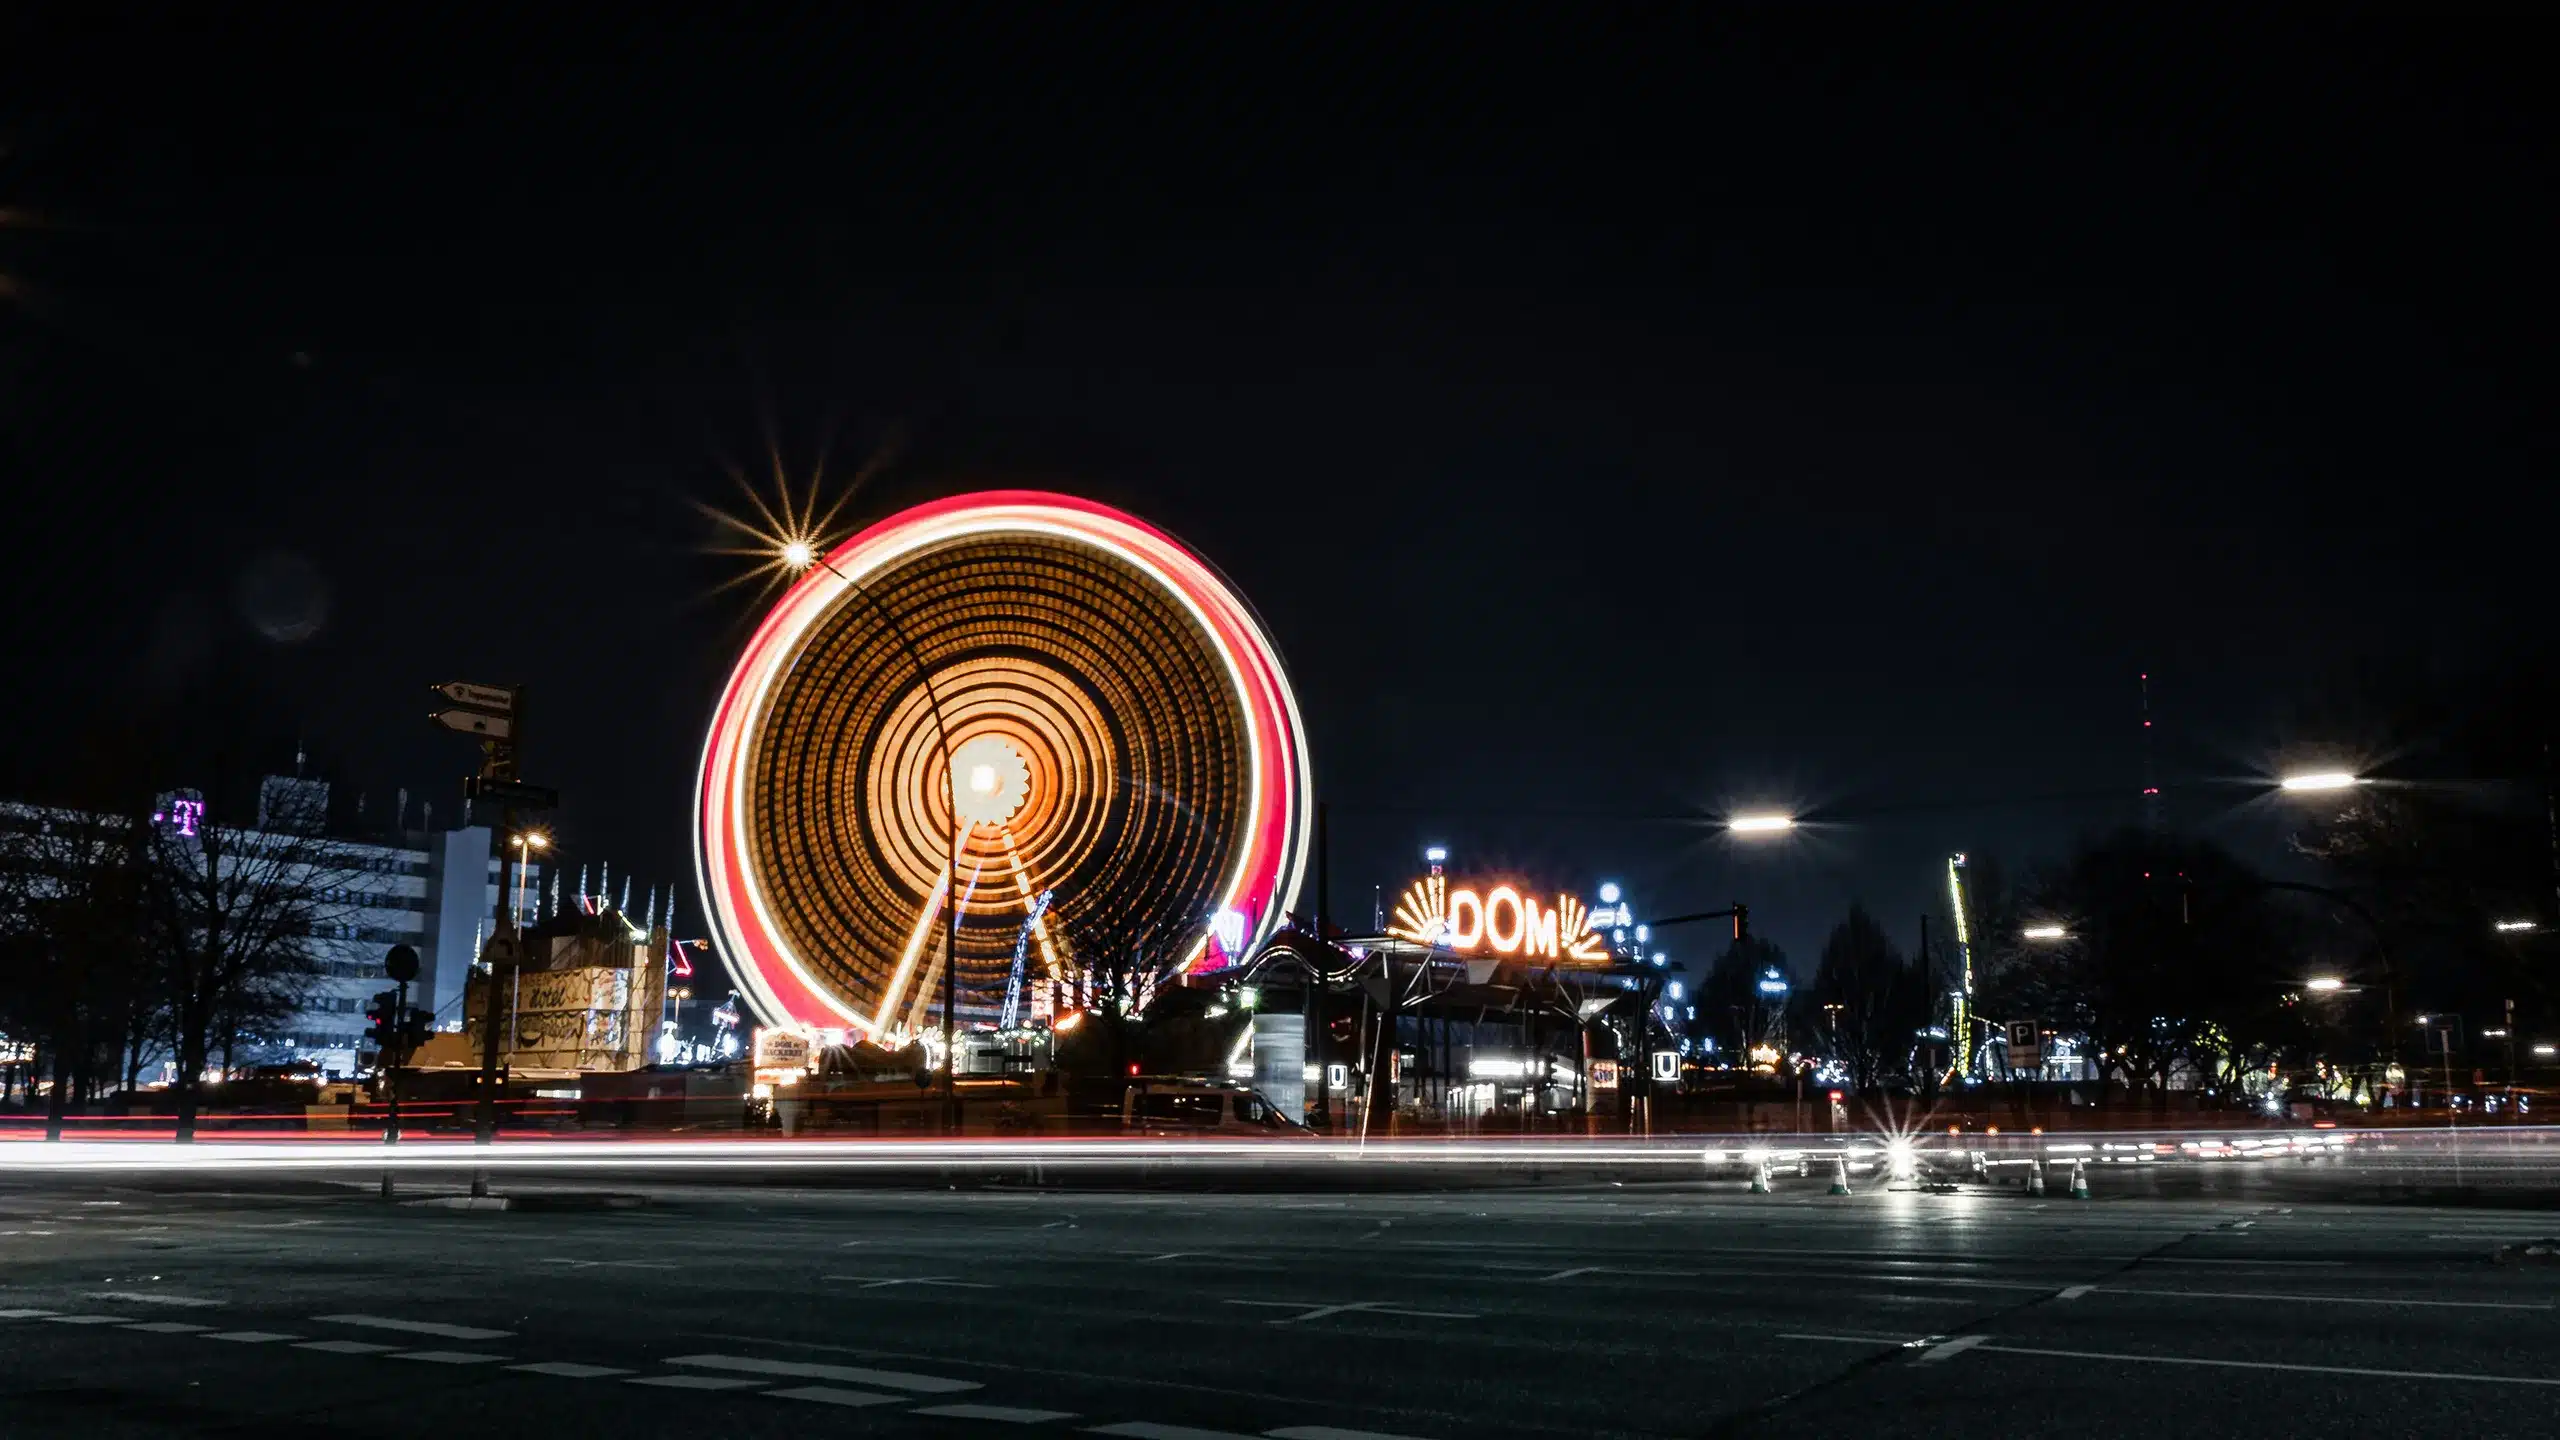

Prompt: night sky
[3,10,2548,972]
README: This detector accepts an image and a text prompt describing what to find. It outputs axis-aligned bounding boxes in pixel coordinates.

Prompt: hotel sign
[1388,875,1610,963]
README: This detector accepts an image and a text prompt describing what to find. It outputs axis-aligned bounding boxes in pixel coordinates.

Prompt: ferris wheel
[694,491,1311,1037]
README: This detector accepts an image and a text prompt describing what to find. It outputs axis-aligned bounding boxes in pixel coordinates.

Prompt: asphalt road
[2,1167,2555,1439]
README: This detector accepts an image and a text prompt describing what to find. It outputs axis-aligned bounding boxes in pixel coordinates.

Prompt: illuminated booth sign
[1388,875,1610,963]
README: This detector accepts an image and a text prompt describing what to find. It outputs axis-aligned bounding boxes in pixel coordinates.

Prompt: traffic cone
[1749,1157,1772,1194]
[2027,1160,2045,1197]
[2069,1159,2090,1200]
[1829,1157,1853,1196]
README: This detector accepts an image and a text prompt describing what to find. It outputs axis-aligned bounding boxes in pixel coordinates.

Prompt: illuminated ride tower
[1946,852,1980,1083]
[693,492,1313,1041]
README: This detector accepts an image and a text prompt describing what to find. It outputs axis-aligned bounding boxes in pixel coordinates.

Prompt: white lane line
[918,1403,1080,1422]
[1223,1300,1477,1324]
[768,1385,907,1408]
[1977,1342,2560,1387]
[297,1340,400,1355]
[0,1309,59,1319]
[1087,1424,1261,1440]
[630,1374,766,1390]
[127,1322,215,1335]
[1778,1332,1923,1346]
[820,1274,994,1291]
[43,1315,135,1326]
[2141,1258,2343,1267]
[1268,1427,1437,1440]
[312,1314,513,1341]
[204,1331,299,1343]
[391,1350,510,1365]
[2057,1285,2095,1300]
[2092,1286,2551,1311]
[87,1292,224,1308]
[1538,1267,1603,1282]
[511,1362,631,1379]
[538,1258,677,1271]
[665,1354,979,1393]
[1918,1334,1989,1363]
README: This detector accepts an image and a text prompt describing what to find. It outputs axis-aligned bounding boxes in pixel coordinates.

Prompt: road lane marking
[768,1385,907,1407]
[0,1309,60,1319]
[2057,1285,2095,1300]
[820,1274,993,1290]
[1976,1342,2560,1387]
[1918,1335,1989,1363]
[1224,1300,1477,1325]
[538,1258,677,1271]
[1087,1425,1260,1439]
[298,1340,399,1354]
[392,1350,510,1365]
[2141,1257,2342,1267]
[630,1375,766,1390]
[1268,1427,1437,1440]
[1538,1267,1603,1282]
[918,1403,1080,1422]
[204,1331,298,1343]
[1779,1331,1926,1346]
[665,1354,979,1393]
[511,1362,631,1378]
[2091,1286,2550,1311]
[313,1314,513,1341]
[127,1322,215,1334]
[87,1292,223,1308]
[44,1315,135,1326]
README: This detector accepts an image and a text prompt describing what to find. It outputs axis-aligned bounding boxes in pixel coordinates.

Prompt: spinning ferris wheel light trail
[695,491,1312,1052]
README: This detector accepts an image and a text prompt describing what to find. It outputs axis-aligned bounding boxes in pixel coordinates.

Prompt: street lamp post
[784,542,966,1133]
[511,831,549,930]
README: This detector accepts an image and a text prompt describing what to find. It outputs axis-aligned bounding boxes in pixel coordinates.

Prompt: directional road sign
[433,708,514,740]
[435,681,518,713]
[465,776,559,810]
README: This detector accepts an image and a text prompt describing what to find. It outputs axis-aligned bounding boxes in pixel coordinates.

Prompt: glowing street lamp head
[778,539,818,572]
[2021,924,2068,941]
[2279,771,2361,793]
[1597,882,1622,904]
[515,831,550,851]
[2494,919,2537,934]
[2303,976,2346,993]
[1729,813,1794,834]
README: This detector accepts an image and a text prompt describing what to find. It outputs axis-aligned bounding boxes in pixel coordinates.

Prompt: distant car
[1121,1082,1311,1136]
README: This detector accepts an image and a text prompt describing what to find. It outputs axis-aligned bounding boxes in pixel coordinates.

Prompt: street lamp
[510,831,549,929]
[1729,813,1794,834]
[2021,925,2069,941]
[2303,976,2347,993]
[2494,919,2538,933]
[2279,771,2362,792]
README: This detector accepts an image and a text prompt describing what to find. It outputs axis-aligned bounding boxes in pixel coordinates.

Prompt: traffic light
[363,989,399,1060]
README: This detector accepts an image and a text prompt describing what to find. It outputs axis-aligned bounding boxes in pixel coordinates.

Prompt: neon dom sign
[1389,875,1609,963]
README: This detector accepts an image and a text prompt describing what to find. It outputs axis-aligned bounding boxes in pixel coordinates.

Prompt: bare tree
[1807,906,1927,1092]
[144,780,365,1141]
[0,801,157,1138]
